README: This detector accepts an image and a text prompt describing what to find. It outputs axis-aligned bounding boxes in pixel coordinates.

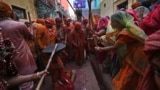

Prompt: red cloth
[139,65,158,90]
[45,18,55,25]
[140,4,160,35]
[139,30,160,90]
[97,17,109,29]
[70,22,85,64]
[125,9,139,25]
[82,18,88,24]
[144,30,160,54]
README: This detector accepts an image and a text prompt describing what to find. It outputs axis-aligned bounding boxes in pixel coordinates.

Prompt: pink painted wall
[57,0,69,11]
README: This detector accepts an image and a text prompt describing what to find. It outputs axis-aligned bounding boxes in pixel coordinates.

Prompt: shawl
[111,11,146,40]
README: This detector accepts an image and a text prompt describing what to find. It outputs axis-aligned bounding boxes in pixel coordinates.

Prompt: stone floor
[65,60,100,90]
[34,55,112,90]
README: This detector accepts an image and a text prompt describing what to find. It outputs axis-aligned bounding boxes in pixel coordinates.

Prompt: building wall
[83,0,102,10]
[81,0,102,18]
[100,0,114,17]
[3,0,37,22]
[57,0,69,11]
[114,0,137,11]
[100,0,137,17]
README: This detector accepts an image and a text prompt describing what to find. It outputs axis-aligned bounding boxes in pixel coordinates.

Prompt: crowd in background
[0,0,160,90]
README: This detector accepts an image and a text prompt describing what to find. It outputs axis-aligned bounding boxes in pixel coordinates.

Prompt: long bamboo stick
[36,44,58,90]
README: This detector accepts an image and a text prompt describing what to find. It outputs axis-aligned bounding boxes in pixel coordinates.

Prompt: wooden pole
[87,0,97,46]
[36,44,58,90]
[27,12,31,23]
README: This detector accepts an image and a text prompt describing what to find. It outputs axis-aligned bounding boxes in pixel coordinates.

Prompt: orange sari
[112,30,148,90]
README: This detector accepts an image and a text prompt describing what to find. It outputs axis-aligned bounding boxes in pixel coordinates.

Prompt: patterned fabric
[0,27,17,90]
[0,28,15,58]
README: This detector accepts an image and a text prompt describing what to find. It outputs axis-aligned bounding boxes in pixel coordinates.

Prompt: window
[12,5,27,19]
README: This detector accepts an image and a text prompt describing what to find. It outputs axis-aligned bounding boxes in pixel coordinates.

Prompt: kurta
[0,19,37,75]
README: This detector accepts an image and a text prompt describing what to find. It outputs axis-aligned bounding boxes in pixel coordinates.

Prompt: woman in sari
[95,11,148,90]
[95,17,109,64]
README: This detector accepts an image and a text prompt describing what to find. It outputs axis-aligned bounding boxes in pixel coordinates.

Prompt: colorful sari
[111,11,148,90]
[112,30,148,90]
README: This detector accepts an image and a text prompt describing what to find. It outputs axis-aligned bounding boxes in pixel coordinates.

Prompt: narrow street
[35,54,112,90]
[1,0,157,90]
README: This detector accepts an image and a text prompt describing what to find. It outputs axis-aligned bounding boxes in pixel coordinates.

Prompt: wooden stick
[36,44,58,90]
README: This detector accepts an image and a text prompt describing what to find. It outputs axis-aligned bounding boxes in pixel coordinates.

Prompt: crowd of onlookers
[0,0,160,90]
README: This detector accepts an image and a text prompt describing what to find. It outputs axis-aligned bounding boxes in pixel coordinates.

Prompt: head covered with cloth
[109,11,148,90]
[111,11,146,40]
[0,1,13,18]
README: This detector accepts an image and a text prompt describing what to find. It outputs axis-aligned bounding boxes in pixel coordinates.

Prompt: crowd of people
[0,0,160,90]
[94,0,160,90]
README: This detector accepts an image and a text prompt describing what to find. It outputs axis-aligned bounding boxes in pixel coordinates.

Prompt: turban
[55,17,62,23]
[45,18,55,25]
[82,18,88,23]
[64,17,71,21]
[0,1,12,18]
[74,21,82,30]
[144,30,160,54]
